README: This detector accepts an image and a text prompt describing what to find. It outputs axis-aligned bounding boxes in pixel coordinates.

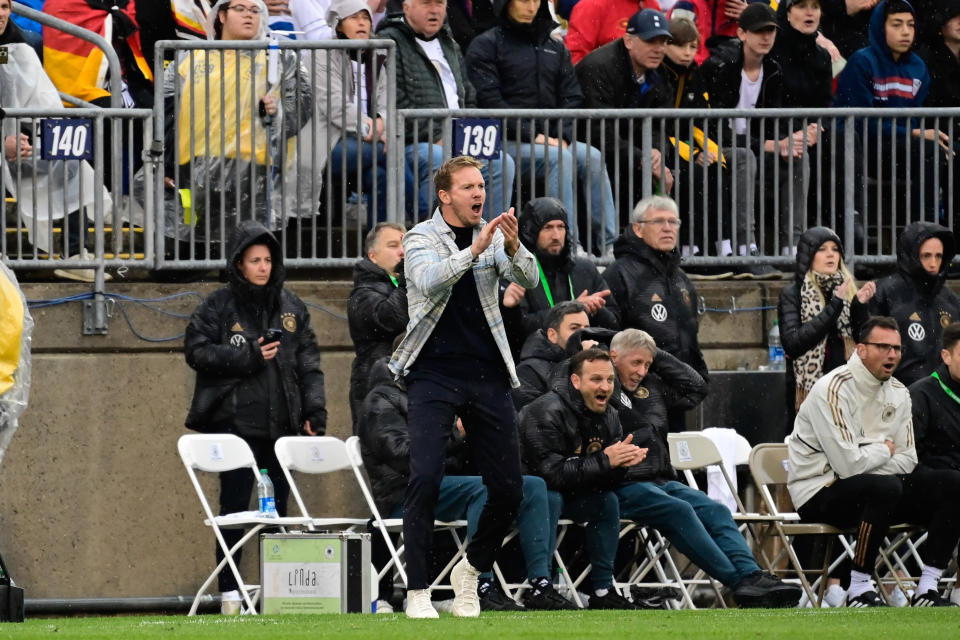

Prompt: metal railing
[396,107,958,267]
[152,39,397,269]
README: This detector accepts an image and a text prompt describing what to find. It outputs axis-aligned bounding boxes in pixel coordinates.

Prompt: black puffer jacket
[375,14,476,144]
[465,0,582,143]
[611,349,708,483]
[359,357,466,514]
[852,222,960,387]
[519,366,627,492]
[604,230,708,382]
[514,197,620,336]
[513,329,568,410]
[769,1,833,108]
[910,363,960,472]
[778,226,851,418]
[185,221,326,438]
[347,257,408,433]
[700,39,784,152]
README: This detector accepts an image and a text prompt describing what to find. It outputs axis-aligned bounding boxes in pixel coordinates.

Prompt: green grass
[3,609,960,640]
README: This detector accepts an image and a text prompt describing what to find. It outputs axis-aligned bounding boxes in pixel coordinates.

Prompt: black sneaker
[911,590,959,607]
[846,590,888,608]
[588,589,638,610]
[733,571,802,608]
[523,583,578,611]
[478,582,523,611]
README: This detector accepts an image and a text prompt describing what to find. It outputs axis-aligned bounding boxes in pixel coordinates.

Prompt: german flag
[42,0,154,105]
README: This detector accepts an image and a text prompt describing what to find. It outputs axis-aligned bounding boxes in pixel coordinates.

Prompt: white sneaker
[220,590,242,616]
[374,599,394,614]
[404,589,439,619]
[450,556,481,617]
[823,584,846,608]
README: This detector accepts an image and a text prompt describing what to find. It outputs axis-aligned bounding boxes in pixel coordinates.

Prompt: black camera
[264,328,283,343]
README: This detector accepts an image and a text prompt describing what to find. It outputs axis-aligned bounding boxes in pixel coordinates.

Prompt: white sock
[918,565,943,596]
[847,570,873,599]
[594,587,609,598]
[738,244,748,256]
[716,239,733,256]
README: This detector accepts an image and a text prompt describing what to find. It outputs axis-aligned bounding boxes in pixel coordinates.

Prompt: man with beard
[519,348,646,610]
[502,197,619,341]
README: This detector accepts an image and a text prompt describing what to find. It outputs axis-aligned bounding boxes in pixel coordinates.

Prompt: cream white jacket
[787,351,916,509]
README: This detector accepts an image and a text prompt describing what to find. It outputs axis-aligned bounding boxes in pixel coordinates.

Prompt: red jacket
[565,0,662,65]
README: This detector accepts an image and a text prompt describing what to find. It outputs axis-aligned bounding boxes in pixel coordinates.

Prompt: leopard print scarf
[793,271,855,409]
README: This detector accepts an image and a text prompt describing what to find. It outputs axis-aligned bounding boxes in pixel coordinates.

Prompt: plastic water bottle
[768,320,785,371]
[258,468,277,517]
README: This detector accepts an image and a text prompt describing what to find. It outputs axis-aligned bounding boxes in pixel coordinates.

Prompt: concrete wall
[0,277,811,599]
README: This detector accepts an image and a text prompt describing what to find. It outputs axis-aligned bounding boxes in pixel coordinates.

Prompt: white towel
[702,427,741,514]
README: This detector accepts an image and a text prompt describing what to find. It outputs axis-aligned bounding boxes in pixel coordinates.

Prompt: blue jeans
[405,143,515,220]
[390,475,555,582]
[331,137,416,225]
[616,480,760,588]
[505,140,617,252]
[555,489,620,591]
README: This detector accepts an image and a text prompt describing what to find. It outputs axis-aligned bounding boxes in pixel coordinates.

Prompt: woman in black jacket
[184,220,326,601]
[777,226,873,423]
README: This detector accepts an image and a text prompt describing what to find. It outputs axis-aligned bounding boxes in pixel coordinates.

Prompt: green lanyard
[931,372,960,407]
[535,258,574,308]
[388,275,398,287]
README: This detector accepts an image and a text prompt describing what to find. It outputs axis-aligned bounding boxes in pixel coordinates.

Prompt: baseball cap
[739,3,779,32]
[625,9,672,41]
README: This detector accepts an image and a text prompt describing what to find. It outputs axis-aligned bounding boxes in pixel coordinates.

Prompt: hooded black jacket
[465,0,582,143]
[852,222,960,387]
[910,363,960,472]
[347,257,408,433]
[359,357,468,514]
[768,1,833,109]
[185,221,326,438]
[699,39,784,152]
[610,348,708,483]
[777,226,851,418]
[604,230,708,382]
[513,197,620,337]
[519,366,627,492]
[513,329,568,410]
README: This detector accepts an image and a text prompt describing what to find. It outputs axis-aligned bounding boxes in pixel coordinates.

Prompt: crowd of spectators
[4,0,958,267]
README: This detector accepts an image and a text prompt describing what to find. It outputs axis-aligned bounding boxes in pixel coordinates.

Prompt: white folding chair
[665,431,788,607]
[273,436,371,531]
[177,434,312,616]
[343,435,470,596]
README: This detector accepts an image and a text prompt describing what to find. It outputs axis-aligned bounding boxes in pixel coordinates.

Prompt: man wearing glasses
[787,316,960,607]
[604,195,708,430]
